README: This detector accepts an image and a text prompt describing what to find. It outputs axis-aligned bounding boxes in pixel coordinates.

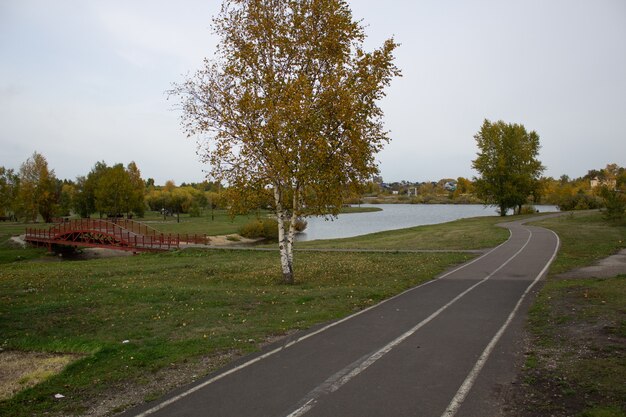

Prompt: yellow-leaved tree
[171,0,400,283]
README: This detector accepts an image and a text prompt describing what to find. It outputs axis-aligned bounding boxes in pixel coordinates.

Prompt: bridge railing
[178,234,211,245]
[25,219,211,251]
[25,227,53,241]
[110,218,160,238]
[109,219,210,244]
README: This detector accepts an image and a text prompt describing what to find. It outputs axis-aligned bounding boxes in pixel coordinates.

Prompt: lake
[296,204,558,241]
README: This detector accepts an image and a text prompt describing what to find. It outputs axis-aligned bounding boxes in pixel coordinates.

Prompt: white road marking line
[440,228,560,417]
[282,229,533,417]
[131,228,515,417]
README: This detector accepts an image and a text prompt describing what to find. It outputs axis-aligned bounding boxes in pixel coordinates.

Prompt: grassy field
[514,212,626,417]
[139,209,267,236]
[0,222,48,264]
[335,206,382,214]
[0,211,483,417]
[533,211,626,275]
[1,210,624,417]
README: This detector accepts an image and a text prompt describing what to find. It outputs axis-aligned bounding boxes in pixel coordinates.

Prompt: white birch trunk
[274,186,293,283]
[286,210,297,268]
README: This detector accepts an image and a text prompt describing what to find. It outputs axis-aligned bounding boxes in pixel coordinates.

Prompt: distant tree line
[0,152,225,222]
[364,161,624,218]
[363,177,479,204]
[540,163,626,217]
[71,160,145,218]
[145,180,225,220]
[1,152,623,223]
[0,152,147,222]
[0,152,57,222]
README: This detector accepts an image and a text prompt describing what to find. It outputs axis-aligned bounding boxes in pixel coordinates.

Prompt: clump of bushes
[239,217,307,241]
[519,205,538,214]
[293,217,308,233]
[599,187,626,221]
[188,202,203,217]
[557,193,603,211]
[239,218,277,240]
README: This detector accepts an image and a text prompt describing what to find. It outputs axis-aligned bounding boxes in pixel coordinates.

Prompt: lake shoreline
[298,203,558,241]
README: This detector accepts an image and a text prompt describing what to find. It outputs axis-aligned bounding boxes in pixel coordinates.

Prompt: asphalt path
[121,216,560,417]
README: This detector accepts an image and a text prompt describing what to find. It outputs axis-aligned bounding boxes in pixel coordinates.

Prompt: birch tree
[172,0,400,283]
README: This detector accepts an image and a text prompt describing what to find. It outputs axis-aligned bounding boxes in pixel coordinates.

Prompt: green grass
[526,276,626,416]
[0,247,470,416]
[337,206,382,214]
[5,210,620,416]
[136,209,269,236]
[532,211,626,275]
[0,209,520,416]
[522,211,626,416]
[0,222,49,264]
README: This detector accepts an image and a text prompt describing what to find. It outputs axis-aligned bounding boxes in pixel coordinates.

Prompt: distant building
[444,181,457,192]
[590,177,616,189]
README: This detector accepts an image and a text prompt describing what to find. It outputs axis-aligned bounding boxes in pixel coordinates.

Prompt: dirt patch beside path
[181,234,261,248]
[557,249,626,279]
[0,351,82,400]
[505,250,626,416]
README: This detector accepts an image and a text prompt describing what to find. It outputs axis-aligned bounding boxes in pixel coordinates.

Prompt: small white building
[444,181,457,192]
[590,177,616,189]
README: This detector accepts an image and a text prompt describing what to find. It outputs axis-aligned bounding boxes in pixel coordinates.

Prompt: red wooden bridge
[25,219,209,252]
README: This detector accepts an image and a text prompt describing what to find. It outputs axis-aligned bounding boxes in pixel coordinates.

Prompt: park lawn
[532,211,626,275]
[0,222,49,264]
[334,206,382,214]
[4,210,622,416]
[515,212,626,417]
[139,210,267,236]
[0,247,471,417]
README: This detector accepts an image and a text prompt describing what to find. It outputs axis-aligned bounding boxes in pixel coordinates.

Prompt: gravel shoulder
[556,249,626,279]
[505,248,626,416]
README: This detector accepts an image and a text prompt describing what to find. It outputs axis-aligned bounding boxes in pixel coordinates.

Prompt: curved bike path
[121,215,560,417]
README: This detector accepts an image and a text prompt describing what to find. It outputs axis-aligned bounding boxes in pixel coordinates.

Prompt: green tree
[73,176,93,218]
[15,152,58,222]
[126,161,146,217]
[0,167,19,219]
[597,164,625,221]
[75,161,145,218]
[455,177,474,194]
[172,0,400,283]
[472,120,545,216]
[599,186,625,221]
[145,188,169,213]
[95,164,133,217]
[58,180,76,217]
[169,187,191,222]
[74,161,108,218]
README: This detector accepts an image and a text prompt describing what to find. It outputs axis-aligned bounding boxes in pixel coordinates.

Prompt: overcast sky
[1,0,625,185]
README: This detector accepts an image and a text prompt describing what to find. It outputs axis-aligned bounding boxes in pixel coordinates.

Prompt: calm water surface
[296,204,558,241]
